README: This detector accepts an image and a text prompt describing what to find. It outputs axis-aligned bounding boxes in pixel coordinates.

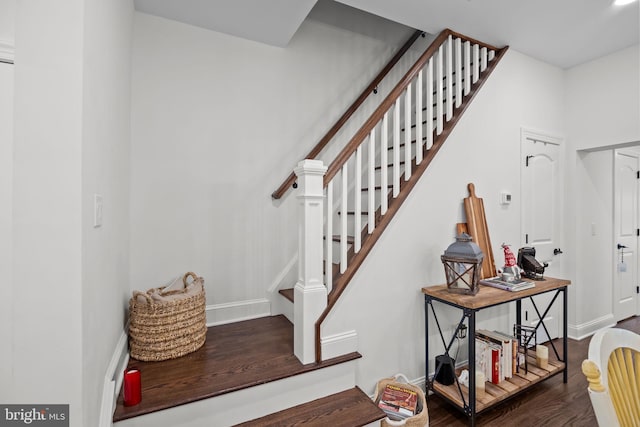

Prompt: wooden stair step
[386,137,427,150]
[375,161,405,170]
[234,386,385,427]
[338,211,369,215]
[360,185,393,191]
[279,288,294,303]
[112,315,362,423]
[329,235,355,243]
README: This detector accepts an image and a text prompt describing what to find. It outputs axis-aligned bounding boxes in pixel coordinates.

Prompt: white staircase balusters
[368,128,376,234]
[393,99,401,197]
[455,38,462,109]
[325,181,333,294]
[354,145,362,253]
[426,58,434,149]
[381,112,389,214]
[473,43,480,84]
[303,32,506,363]
[446,35,453,122]
[481,47,488,72]
[340,164,348,273]
[404,84,412,180]
[415,69,423,165]
[436,45,444,135]
[293,159,328,365]
[464,41,471,96]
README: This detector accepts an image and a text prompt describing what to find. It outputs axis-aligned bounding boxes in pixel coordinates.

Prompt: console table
[422,277,570,426]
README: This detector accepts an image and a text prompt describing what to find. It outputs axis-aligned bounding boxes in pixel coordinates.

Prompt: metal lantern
[441,233,484,295]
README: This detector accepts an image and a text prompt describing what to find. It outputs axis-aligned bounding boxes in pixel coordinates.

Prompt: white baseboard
[568,314,616,340]
[205,298,271,326]
[100,329,130,427]
[321,330,358,360]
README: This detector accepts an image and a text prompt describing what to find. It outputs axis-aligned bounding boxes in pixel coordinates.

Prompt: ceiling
[134,0,639,69]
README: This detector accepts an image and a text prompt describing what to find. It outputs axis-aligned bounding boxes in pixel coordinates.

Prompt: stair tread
[360,185,393,191]
[386,137,428,150]
[235,386,385,427]
[375,161,405,170]
[338,211,370,215]
[279,288,294,302]
[112,315,362,423]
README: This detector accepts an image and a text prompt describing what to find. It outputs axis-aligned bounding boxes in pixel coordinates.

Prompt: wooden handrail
[271,29,424,200]
[323,29,455,186]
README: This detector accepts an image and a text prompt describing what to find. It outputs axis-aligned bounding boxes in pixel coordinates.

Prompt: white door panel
[521,131,563,342]
[614,151,639,321]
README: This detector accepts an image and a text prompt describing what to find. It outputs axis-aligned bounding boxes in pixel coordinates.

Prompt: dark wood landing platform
[113,315,361,423]
[235,386,385,427]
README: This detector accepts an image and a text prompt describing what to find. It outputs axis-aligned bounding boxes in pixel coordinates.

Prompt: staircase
[278,28,508,364]
[112,28,507,427]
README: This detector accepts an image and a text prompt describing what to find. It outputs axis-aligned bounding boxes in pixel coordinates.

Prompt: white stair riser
[114,361,357,427]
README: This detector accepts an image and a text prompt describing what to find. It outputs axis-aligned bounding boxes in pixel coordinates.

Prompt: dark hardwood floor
[112,313,638,426]
[113,315,361,422]
[427,316,640,426]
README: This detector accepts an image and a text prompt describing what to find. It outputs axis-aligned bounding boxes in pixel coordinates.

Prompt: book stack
[475,329,518,384]
[479,276,535,292]
[377,383,418,421]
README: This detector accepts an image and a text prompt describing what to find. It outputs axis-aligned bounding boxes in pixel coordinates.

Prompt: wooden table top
[422,276,571,310]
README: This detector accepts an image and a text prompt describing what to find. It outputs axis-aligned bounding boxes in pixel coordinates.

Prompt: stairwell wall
[129,7,424,323]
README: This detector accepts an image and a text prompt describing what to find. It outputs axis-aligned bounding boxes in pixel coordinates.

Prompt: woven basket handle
[132,290,152,304]
[183,271,199,286]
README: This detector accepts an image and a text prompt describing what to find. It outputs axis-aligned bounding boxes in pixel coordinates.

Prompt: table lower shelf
[432,355,565,413]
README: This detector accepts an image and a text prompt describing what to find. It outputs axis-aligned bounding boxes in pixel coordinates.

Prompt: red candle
[123,368,142,406]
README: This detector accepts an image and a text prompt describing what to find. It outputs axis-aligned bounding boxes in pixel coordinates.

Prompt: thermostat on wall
[500,191,512,205]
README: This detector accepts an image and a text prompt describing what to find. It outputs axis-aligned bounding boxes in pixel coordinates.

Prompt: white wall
[0,58,13,395]
[0,0,15,392]
[10,1,84,422]
[0,0,15,47]
[129,7,421,320]
[8,1,133,426]
[81,0,133,426]
[323,49,566,392]
[565,45,640,151]
[573,150,615,336]
[565,44,640,337]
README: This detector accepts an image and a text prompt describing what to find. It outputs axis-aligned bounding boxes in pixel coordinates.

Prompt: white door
[520,130,564,342]
[613,150,639,321]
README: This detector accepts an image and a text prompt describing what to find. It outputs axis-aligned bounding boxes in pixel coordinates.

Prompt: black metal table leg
[563,286,568,383]
[425,295,430,395]
[468,309,476,427]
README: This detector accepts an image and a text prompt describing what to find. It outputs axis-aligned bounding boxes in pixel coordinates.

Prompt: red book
[491,347,500,384]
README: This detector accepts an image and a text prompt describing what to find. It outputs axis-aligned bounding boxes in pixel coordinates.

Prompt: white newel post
[293,159,328,364]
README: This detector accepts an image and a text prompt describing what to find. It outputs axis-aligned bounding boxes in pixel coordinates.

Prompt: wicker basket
[374,374,429,427]
[128,272,207,362]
